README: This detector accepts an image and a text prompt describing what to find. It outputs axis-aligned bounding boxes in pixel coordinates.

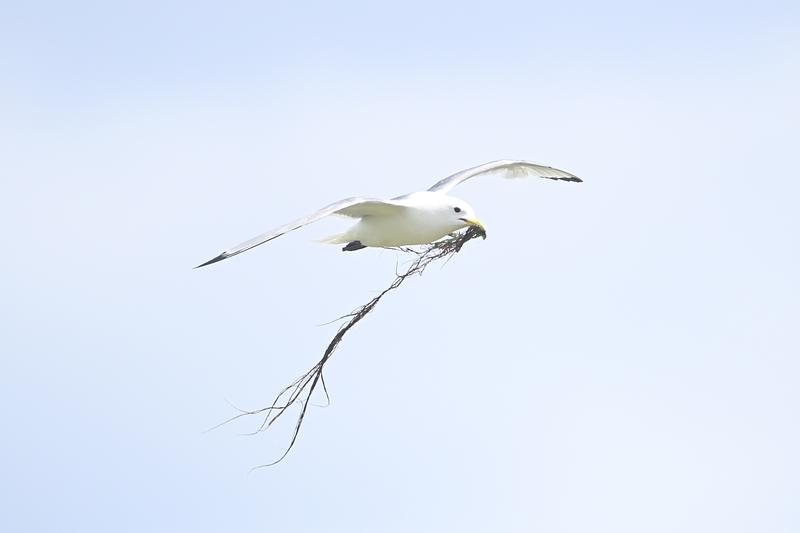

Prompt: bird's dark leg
[342,240,367,252]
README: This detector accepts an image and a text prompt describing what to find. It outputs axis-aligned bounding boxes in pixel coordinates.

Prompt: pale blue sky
[2,1,799,532]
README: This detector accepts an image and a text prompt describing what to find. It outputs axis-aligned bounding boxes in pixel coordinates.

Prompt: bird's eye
[454,207,462,213]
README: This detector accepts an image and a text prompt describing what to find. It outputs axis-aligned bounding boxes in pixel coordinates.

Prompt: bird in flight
[196,159,581,268]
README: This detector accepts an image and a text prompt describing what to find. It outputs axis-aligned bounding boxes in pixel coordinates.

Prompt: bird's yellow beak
[460,217,486,233]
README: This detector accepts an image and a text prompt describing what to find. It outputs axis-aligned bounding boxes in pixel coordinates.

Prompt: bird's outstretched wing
[427,159,581,194]
[195,197,406,268]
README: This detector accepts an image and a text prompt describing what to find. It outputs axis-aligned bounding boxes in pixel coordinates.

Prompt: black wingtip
[547,176,583,183]
[194,252,229,269]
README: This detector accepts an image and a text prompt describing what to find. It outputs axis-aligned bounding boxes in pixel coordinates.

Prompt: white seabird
[196,159,581,268]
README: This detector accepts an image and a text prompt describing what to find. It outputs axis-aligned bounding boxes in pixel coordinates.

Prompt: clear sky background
[2,1,799,531]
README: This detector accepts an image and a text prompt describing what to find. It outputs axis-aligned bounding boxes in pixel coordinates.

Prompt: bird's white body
[325,192,475,247]
[196,160,581,267]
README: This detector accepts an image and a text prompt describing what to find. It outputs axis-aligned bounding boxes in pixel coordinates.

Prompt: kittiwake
[196,159,581,268]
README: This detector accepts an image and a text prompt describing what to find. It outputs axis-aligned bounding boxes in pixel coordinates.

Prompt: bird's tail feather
[316,232,349,245]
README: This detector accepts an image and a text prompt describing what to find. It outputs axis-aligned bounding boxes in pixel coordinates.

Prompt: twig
[214,226,486,468]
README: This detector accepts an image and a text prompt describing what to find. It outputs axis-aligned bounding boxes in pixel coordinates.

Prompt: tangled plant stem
[211,226,486,468]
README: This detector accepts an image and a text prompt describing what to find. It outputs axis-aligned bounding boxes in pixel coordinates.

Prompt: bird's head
[441,196,485,234]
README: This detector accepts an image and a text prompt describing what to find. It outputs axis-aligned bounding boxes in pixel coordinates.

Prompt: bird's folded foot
[342,240,367,252]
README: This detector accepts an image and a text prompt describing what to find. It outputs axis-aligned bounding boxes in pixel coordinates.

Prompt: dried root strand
[213,226,486,468]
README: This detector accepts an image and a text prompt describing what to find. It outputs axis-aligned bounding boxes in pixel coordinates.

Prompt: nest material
[214,225,486,468]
